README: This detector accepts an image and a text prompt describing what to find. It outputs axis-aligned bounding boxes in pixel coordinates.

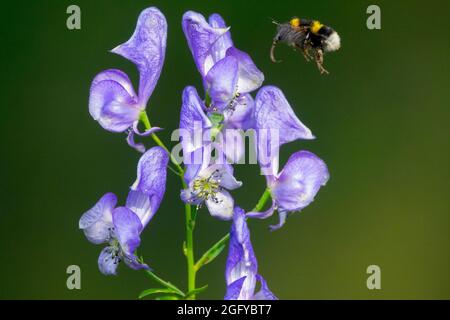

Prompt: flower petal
[79,193,116,244]
[226,47,264,94]
[111,7,167,105]
[180,188,203,205]
[132,122,162,137]
[125,189,151,222]
[122,253,150,271]
[255,86,314,146]
[98,246,119,276]
[112,207,143,256]
[179,87,213,183]
[182,11,230,77]
[218,167,242,191]
[183,146,212,185]
[206,189,234,220]
[198,163,242,190]
[91,69,137,100]
[255,125,280,178]
[205,55,239,106]
[126,124,162,153]
[129,146,169,227]
[246,201,276,220]
[216,128,245,164]
[179,86,212,151]
[269,210,288,231]
[89,80,140,132]
[225,207,258,300]
[272,150,329,213]
[223,94,255,130]
[252,275,278,300]
[224,276,246,300]
[208,14,233,63]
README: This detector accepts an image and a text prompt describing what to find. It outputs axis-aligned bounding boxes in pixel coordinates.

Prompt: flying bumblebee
[270,17,341,74]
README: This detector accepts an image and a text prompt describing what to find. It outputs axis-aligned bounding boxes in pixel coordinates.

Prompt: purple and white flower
[248,86,329,230]
[182,11,262,124]
[179,86,243,220]
[181,163,242,220]
[88,8,167,152]
[225,207,277,300]
[79,147,169,275]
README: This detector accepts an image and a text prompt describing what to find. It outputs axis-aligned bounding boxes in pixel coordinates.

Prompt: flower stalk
[140,111,197,299]
[139,112,185,179]
[82,8,329,301]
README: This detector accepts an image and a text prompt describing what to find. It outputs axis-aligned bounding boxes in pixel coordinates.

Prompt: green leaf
[155,294,180,300]
[195,238,227,271]
[138,288,182,299]
[184,285,208,299]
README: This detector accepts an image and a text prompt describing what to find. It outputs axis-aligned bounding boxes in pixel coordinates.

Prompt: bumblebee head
[311,20,324,34]
[290,17,301,28]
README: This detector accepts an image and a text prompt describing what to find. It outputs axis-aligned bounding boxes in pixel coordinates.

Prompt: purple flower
[179,86,213,180]
[179,85,246,168]
[225,207,277,300]
[181,163,242,220]
[255,86,314,172]
[181,11,264,169]
[182,11,231,79]
[182,11,263,117]
[179,86,243,220]
[204,47,264,111]
[248,86,329,230]
[79,147,169,275]
[89,8,167,152]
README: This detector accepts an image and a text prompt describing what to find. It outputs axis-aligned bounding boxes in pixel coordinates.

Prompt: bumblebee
[270,17,341,74]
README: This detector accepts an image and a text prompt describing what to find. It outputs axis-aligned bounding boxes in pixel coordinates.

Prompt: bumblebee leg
[315,49,329,74]
[302,46,313,62]
[270,39,282,63]
[293,44,310,62]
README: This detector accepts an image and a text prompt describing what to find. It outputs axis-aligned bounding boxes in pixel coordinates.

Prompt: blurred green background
[0,0,449,299]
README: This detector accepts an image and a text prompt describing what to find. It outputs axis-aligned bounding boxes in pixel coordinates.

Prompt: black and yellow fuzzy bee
[270,17,341,74]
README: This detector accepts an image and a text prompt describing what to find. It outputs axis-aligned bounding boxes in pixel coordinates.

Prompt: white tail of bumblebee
[324,31,341,52]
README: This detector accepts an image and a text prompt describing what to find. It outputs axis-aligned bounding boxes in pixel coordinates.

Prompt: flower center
[105,241,122,265]
[192,170,221,202]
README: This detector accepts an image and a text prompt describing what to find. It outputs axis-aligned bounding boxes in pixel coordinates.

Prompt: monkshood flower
[181,163,242,220]
[182,11,263,116]
[179,86,242,220]
[225,207,277,300]
[79,147,169,275]
[179,86,245,173]
[179,86,213,182]
[89,8,167,152]
[248,86,329,230]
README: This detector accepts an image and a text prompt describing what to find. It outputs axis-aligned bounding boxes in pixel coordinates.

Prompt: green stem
[144,270,185,296]
[185,204,196,299]
[253,188,272,212]
[140,111,196,299]
[139,112,185,178]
